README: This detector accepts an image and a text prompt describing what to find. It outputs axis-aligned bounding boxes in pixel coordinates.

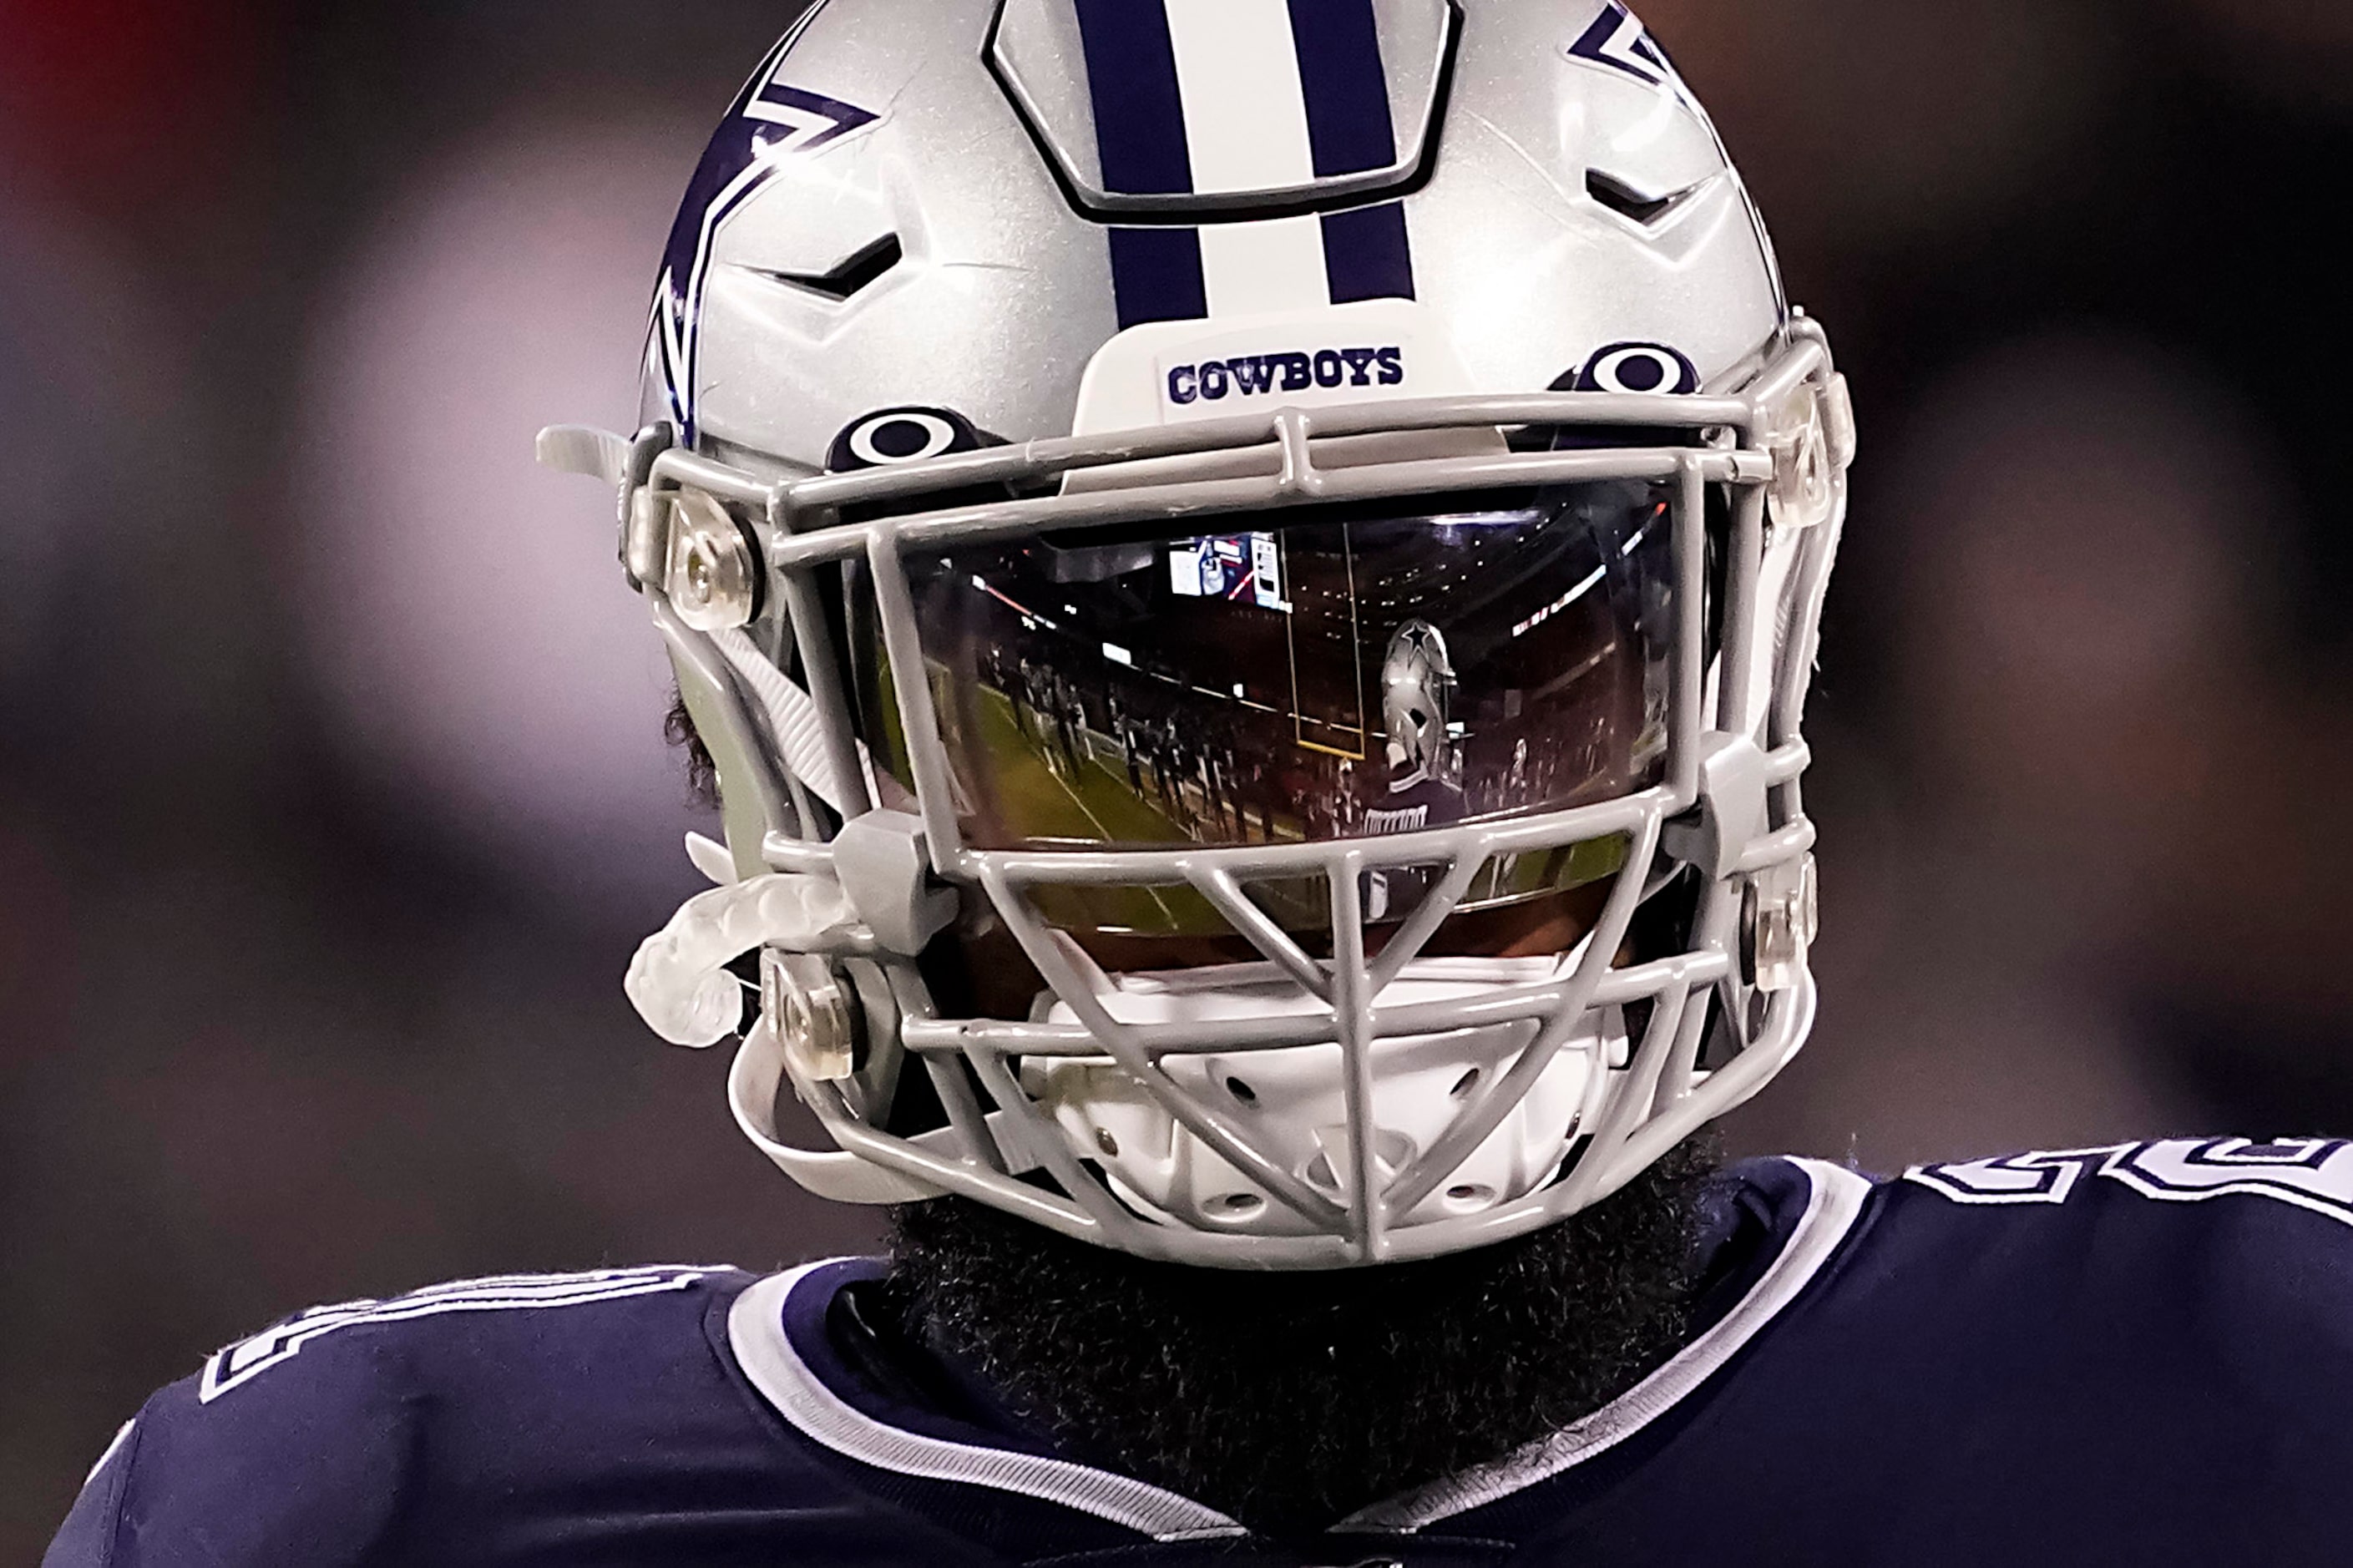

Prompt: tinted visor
[855,482,1676,943]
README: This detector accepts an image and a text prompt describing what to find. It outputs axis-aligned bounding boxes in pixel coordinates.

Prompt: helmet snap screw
[760,948,858,1081]
[1742,852,1818,993]
[663,490,759,630]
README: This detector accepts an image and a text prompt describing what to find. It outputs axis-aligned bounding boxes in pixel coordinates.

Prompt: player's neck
[882,1136,1722,1536]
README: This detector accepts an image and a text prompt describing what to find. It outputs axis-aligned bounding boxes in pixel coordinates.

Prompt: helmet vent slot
[1586,169,1694,228]
[1450,1067,1480,1099]
[1225,1075,1258,1106]
[753,233,903,302]
[1207,1192,1266,1220]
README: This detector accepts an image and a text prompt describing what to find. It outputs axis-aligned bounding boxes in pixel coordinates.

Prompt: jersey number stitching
[198,1267,716,1403]
[1905,1139,2353,1225]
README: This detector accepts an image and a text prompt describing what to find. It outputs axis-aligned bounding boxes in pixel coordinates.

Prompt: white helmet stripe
[1163,0,1317,195]
[1198,215,1330,315]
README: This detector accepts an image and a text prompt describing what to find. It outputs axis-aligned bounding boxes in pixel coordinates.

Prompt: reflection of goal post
[1282,529,1369,761]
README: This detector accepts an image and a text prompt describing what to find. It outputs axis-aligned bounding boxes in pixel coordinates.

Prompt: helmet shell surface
[650,0,1784,464]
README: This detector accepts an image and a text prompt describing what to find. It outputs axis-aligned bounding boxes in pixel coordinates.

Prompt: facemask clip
[1662,731,1769,881]
[762,948,859,1081]
[831,809,958,954]
[665,491,760,631]
[1742,852,1819,992]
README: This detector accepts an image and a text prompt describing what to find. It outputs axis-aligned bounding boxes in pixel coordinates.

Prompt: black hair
[882,1134,1720,1538]
[664,685,722,810]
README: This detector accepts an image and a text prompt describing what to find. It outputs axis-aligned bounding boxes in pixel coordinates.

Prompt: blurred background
[5,0,2351,1549]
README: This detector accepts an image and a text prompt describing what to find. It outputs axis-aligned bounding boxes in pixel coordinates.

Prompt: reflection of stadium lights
[976,576,1056,630]
[1426,508,1538,528]
[1103,642,1132,665]
[1231,683,1244,697]
[1510,564,1606,639]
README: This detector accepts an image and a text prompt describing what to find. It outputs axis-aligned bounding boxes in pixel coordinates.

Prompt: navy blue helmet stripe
[1321,201,1414,303]
[1072,0,1193,195]
[1286,0,1397,177]
[1108,227,1209,326]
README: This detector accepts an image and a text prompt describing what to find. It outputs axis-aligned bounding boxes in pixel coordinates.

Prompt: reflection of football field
[959,683,1625,937]
[974,687,1189,846]
[971,686,1217,935]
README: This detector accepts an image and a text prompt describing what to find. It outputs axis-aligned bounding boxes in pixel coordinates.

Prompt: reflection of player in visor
[1364,620,1469,918]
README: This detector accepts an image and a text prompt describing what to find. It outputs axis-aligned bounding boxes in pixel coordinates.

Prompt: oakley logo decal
[826,407,983,473]
[1576,341,1699,396]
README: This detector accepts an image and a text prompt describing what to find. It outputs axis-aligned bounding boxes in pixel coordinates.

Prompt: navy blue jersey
[47,1141,2353,1565]
[1360,775,1466,837]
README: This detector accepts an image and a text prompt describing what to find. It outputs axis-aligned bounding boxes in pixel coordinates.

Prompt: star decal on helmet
[650,17,881,446]
[1564,3,1681,90]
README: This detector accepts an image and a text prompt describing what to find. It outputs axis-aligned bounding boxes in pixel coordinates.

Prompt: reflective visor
[855,482,1677,941]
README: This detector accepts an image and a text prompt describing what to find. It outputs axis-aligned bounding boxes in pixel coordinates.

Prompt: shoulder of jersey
[1855,1136,2353,1326]
[45,1265,777,1568]
[190,1262,749,1404]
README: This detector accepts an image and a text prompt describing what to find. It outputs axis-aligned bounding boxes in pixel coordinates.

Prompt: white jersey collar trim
[726,1265,1247,1541]
[729,1158,1870,1542]
[1335,1156,1874,1532]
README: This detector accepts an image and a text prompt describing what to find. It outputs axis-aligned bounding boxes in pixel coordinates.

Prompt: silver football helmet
[543,0,1852,1267]
[1380,620,1455,785]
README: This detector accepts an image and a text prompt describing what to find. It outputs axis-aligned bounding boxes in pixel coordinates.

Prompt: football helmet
[1379,620,1455,786]
[544,0,1852,1267]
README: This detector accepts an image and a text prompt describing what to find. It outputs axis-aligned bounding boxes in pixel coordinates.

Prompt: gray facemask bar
[617,320,1845,1269]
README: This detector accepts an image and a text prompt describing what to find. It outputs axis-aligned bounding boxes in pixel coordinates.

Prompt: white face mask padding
[1022,957,1627,1235]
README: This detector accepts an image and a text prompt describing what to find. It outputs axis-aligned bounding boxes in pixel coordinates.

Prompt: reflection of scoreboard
[1169,534,1288,611]
[1169,529,1363,763]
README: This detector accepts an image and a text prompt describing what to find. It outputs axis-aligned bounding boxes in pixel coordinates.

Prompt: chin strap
[705,627,876,817]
